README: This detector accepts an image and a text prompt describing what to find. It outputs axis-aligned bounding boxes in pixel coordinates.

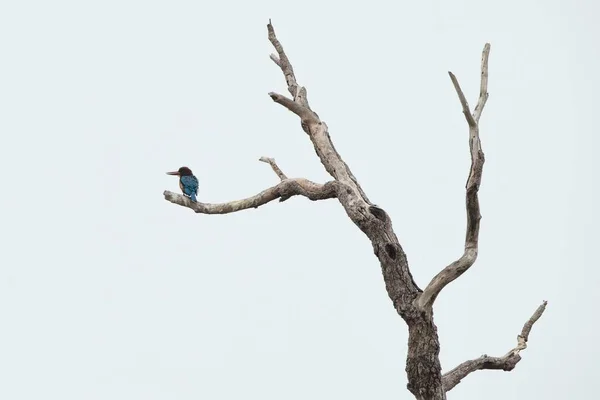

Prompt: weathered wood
[417,44,490,312]
[163,22,546,400]
[442,301,548,392]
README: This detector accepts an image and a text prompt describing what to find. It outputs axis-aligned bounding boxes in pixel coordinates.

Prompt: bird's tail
[190,193,197,202]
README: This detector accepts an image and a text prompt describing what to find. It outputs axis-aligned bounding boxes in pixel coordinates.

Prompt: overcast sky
[1,0,598,399]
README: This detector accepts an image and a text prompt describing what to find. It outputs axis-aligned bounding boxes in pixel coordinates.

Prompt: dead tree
[163,21,547,400]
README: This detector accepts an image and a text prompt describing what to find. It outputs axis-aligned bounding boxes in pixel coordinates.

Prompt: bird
[166,166,199,202]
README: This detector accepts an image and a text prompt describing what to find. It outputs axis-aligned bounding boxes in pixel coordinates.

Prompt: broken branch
[268,92,317,123]
[259,156,288,180]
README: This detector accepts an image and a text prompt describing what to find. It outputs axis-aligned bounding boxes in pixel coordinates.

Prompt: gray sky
[1,0,598,399]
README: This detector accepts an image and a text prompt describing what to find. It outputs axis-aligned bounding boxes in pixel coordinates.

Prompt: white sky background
[1,0,598,399]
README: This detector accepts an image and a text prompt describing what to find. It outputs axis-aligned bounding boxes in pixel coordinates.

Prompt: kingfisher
[166,166,199,202]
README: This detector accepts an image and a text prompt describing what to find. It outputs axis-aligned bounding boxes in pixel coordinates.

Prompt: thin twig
[473,43,491,122]
[448,72,477,128]
[259,156,288,180]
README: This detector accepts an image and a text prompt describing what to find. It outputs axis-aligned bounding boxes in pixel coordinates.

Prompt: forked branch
[266,21,370,204]
[163,158,338,213]
[442,301,548,392]
[418,43,491,310]
[267,19,302,103]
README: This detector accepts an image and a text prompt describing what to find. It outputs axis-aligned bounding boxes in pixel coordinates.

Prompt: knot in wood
[369,205,388,222]
[385,244,397,260]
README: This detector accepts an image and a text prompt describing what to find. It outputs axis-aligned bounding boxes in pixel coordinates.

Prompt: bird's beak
[166,171,180,176]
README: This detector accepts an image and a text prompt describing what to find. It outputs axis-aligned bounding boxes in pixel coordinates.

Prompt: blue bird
[166,166,199,202]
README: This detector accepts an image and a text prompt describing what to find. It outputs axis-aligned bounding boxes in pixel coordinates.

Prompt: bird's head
[166,166,193,176]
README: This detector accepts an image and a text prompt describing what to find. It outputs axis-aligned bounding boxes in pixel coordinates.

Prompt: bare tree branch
[267,19,306,106]
[269,53,282,68]
[417,43,490,311]
[164,157,337,213]
[266,21,371,204]
[442,301,548,393]
[259,156,288,180]
[519,300,547,341]
[473,44,491,123]
[268,92,318,123]
[448,72,477,128]
[164,178,337,213]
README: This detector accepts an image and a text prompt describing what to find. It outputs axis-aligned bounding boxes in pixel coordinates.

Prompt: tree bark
[163,21,547,399]
[406,317,444,399]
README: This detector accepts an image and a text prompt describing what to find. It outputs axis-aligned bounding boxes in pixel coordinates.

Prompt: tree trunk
[406,316,444,400]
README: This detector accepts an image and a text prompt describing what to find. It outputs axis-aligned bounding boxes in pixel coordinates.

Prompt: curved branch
[442,301,548,393]
[164,178,338,213]
[418,43,490,311]
[164,157,337,213]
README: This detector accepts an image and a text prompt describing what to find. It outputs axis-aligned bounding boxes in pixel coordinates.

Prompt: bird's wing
[180,175,199,196]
